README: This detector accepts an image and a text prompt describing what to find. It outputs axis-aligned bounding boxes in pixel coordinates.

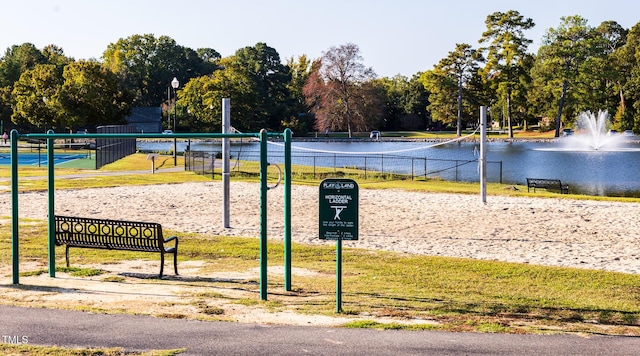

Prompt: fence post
[333,153,336,173]
[38,141,42,167]
[364,156,367,179]
[411,158,415,180]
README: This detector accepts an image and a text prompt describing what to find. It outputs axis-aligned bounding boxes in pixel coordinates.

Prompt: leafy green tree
[479,10,535,137]
[303,43,381,137]
[178,75,216,132]
[58,61,132,130]
[283,55,314,134]
[437,43,483,135]
[180,43,291,132]
[529,16,599,136]
[206,60,258,132]
[196,47,221,74]
[41,45,73,70]
[595,21,631,131]
[403,75,432,129]
[12,61,132,132]
[178,63,254,133]
[580,21,628,129]
[372,76,406,131]
[419,68,458,128]
[0,43,46,87]
[0,43,49,126]
[373,74,429,131]
[180,42,292,133]
[230,42,291,131]
[613,22,640,132]
[11,64,62,130]
[102,34,216,107]
[489,52,534,131]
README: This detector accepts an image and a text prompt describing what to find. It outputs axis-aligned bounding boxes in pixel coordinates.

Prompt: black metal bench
[526,178,569,194]
[54,215,178,278]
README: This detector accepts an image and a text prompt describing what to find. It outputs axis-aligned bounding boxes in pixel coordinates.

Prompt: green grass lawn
[1,222,639,335]
[0,344,182,355]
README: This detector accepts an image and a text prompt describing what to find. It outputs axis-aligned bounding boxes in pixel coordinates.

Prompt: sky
[1,0,639,78]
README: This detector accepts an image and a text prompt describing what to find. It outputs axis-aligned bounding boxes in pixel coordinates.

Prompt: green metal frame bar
[284,128,292,291]
[259,129,269,300]
[18,132,271,140]
[336,239,343,313]
[10,130,19,284]
[10,130,291,302]
[47,130,55,277]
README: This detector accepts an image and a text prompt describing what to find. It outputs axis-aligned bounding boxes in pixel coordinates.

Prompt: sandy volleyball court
[2,181,639,274]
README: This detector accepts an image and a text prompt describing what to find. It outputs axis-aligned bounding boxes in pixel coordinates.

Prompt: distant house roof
[125,107,163,133]
[126,107,162,123]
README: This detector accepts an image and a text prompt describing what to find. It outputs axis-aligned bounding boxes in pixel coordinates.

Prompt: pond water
[138,137,640,197]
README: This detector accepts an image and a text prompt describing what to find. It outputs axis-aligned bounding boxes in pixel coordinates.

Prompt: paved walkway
[1,305,639,355]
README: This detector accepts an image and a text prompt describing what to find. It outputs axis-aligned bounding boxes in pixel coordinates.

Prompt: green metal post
[259,129,268,300]
[336,239,342,313]
[284,128,292,291]
[10,130,19,284]
[47,130,56,277]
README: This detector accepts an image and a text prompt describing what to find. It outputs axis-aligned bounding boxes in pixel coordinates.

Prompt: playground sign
[319,178,359,240]
[319,178,359,313]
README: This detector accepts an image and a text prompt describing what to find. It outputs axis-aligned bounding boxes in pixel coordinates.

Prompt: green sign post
[319,178,359,312]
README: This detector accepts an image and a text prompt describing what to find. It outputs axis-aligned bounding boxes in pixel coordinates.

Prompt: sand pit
[2,181,639,274]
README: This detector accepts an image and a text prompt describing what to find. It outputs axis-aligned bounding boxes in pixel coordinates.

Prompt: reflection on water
[138,139,640,197]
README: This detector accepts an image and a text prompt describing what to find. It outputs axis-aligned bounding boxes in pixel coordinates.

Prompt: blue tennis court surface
[0,152,91,166]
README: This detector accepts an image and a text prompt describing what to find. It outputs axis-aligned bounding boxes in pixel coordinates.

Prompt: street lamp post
[171,77,179,166]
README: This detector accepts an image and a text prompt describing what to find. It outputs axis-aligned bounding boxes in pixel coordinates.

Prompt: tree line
[1,11,640,138]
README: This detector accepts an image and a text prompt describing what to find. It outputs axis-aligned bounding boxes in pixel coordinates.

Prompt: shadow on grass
[346,291,640,326]
[119,271,259,285]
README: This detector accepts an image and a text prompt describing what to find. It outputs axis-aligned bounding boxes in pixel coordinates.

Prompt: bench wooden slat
[54,215,178,278]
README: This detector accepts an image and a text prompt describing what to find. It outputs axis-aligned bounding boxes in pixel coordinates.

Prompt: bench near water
[54,215,179,278]
[526,178,569,194]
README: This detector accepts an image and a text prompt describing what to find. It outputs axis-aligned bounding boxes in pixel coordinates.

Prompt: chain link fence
[95,125,137,169]
[185,149,503,183]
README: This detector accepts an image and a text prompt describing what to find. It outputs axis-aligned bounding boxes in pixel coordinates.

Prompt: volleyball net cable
[265,127,480,156]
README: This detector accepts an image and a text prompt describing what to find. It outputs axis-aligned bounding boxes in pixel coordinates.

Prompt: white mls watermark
[2,335,29,344]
